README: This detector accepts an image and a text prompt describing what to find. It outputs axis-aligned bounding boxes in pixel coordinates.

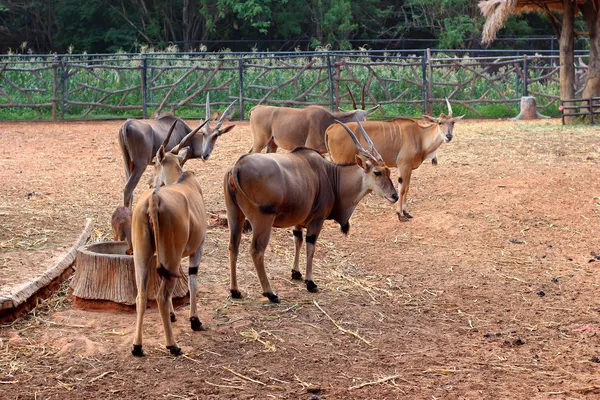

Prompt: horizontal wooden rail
[560,98,600,125]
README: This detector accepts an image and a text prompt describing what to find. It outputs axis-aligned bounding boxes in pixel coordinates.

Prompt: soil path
[1,119,600,399]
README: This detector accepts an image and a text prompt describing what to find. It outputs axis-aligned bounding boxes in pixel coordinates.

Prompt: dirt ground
[1,118,600,399]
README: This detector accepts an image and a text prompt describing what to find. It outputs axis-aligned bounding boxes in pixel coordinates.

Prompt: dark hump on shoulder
[290,146,320,154]
[289,147,326,163]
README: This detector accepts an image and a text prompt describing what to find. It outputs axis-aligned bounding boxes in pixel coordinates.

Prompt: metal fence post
[523,55,529,97]
[422,50,428,115]
[326,53,335,112]
[60,56,67,121]
[238,56,245,120]
[52,56,59,121]
[149,57,154,106]
[140,55,147,118]
[426,48,433,115]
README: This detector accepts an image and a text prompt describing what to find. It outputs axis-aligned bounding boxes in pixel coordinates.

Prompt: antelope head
[423,98,464,142]
[198,94,237,160]
[153,119,209,187]
[335,120,398,204]
[337,84,380,121]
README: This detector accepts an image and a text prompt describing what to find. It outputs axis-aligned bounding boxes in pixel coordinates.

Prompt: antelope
[325,99,463,221]
[119,94,236,208]
[224,120,398,303]
[248,86,379,154]
[210,111,229,122]
[131,120,210,357]
[111,206,132,255]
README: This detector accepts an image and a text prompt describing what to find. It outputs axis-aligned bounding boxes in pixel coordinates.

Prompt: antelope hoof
[131,344,145,357]
[291,270,303,280]
[404,211,413,219]
[170,313,177,322]
[263,292,280,304]
[190,316,205,331]
[306,280,319,293]
[230,289,242,299]
[166,345,183,356]
[397,212,409,222]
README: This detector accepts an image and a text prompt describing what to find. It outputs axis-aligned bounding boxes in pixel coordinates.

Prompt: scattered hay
[239,328,276,352]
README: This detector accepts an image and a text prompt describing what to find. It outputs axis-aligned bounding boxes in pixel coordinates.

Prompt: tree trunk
[71,241,188,306]
[560,0,576,122]
[581,0,600,101]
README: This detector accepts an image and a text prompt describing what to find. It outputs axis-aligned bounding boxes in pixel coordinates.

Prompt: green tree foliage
[0,0,583,53]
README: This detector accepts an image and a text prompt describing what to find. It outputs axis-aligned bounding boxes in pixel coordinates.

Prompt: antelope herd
[113,91,461,356]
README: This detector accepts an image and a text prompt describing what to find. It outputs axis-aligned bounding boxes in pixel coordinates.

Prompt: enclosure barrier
[0,49,591,120]
[560,97,600,125]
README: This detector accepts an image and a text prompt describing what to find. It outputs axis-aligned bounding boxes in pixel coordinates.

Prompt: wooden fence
[560,97,600,124]
[0,50,590,120]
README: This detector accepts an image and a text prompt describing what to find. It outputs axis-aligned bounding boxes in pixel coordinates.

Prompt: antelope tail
[148,193,180,279]
[118,121,133,182]
[324,132,333,161]
[227,163,259,209]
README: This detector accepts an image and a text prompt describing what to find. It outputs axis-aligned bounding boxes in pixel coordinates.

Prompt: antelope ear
[452,115,465,121]
[422,115,437,122]
[157,145,166,163]
[218,124,236,136]
[176,147,192,165]
[355,154,372,172]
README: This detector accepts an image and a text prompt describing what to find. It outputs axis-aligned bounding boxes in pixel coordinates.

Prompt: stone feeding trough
[71,241,188,310]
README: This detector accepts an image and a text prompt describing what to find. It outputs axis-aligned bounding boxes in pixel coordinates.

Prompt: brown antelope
[248,86,379,154]
[224,120,398,303]
[325,99,463,221]
[131,120,210,357]
[210,111,229,122]
[111,206,132,255]
[119,94,236,208]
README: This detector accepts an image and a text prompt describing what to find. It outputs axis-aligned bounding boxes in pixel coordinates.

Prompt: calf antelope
[224,121,398,303]
[111,206,132,255]
[131,120,210,357]
[326,99,463,221]
[248,86,379,154]
[119,94,236,208]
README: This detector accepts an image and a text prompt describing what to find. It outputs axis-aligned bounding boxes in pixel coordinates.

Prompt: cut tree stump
[71,241,188,306]
[513,96,550,121]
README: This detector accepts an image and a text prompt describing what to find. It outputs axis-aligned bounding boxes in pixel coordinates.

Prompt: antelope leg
[132,250,152,356]
[291,226,304,280]
[188,243,205,331]
[249,221,278,303]
[304,220,324,293]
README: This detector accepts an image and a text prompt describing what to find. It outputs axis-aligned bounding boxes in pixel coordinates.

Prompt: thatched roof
[479,0,584,43]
